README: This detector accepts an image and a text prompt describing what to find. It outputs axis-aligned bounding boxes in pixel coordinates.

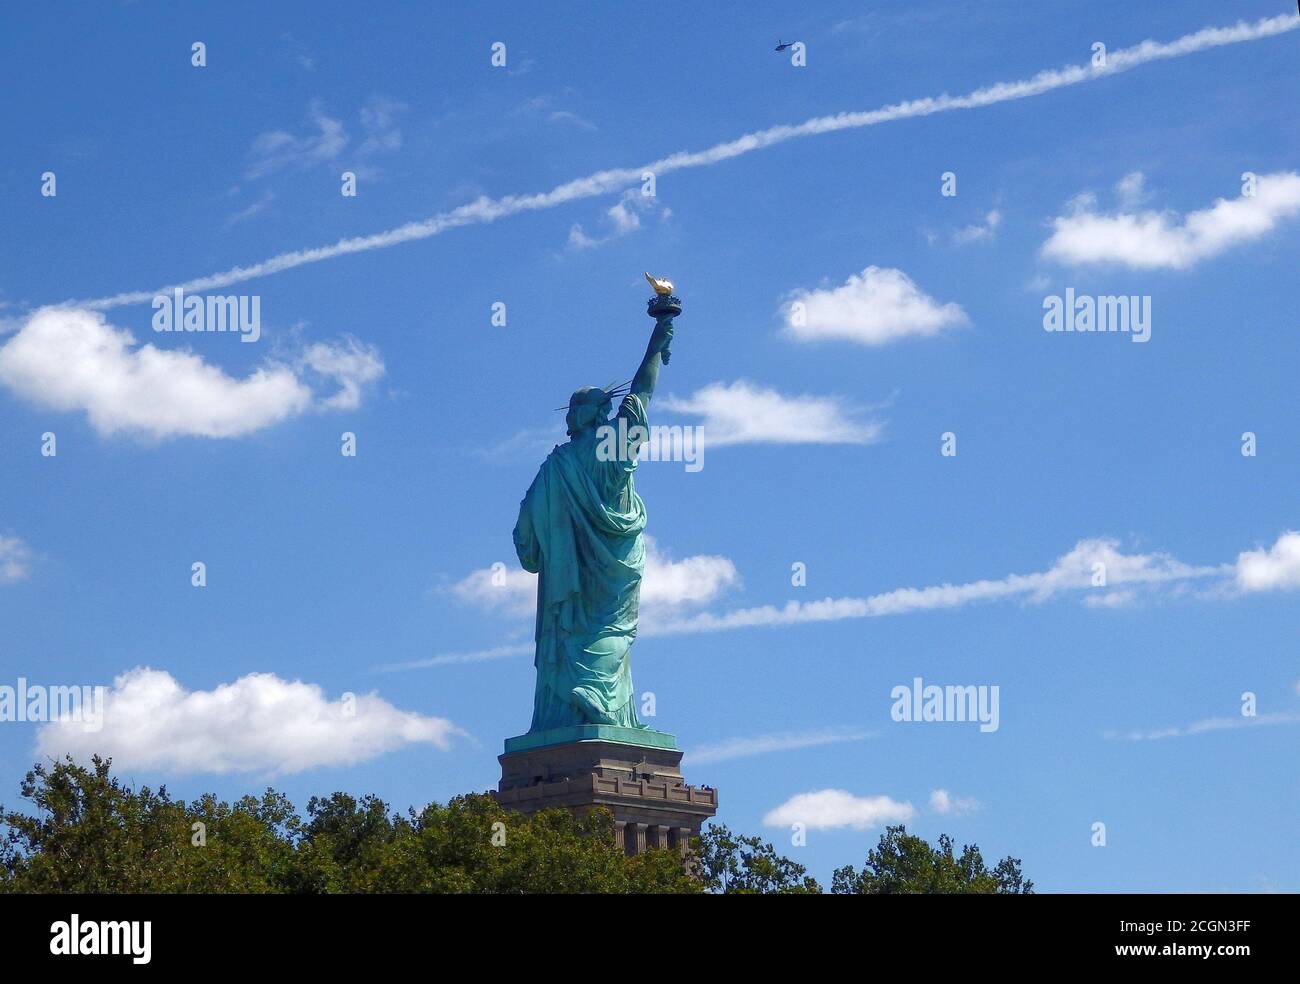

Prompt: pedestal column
[629,822,648,855]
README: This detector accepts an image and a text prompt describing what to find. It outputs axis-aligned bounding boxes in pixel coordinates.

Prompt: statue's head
[565,386,613,438]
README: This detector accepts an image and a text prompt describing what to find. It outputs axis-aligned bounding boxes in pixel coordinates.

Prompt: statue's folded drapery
[513,395,650,732]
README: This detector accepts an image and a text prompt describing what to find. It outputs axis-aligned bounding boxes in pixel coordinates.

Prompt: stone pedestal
[491,726,717,856]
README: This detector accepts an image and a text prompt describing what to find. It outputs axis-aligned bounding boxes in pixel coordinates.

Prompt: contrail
[77,13,1298,311]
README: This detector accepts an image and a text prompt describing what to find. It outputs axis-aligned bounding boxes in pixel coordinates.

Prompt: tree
[1,761,1031,895]
[0,756,297,893]
[831,825,1033,894]
[0,756,698,894]
[695,824,821,894]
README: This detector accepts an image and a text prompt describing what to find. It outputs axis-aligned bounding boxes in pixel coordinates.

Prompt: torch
[644,272,682,364]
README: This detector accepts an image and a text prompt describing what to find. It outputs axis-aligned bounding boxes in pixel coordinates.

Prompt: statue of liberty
[512,275,680,734]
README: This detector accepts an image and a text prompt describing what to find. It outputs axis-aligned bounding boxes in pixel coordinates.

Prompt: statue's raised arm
[629,272,681,411]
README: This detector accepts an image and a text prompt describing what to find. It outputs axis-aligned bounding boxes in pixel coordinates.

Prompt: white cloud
[356,96,406,156]
[686,727,870,765]
[514,96,596,132]
[486,380,880,454]
[1108,676,1300,740]
[952,209,1002,244]
[568,190,666,250]
[0,534,32,583]
[376,642,534,672]
[1234,531,1300,593]
[406,531,1293,667]
[473,425,565,461]
[1115,171,1148,208]
[1041,170,1300,269]
[225,190,276,228]
[567,224,600,249]
[548,110,597,130]
[451,536,739,620]
[451,564,538,618]
[763,789,915,831]
[606,197,642,234]
[654,536,1224,635]
[1022,537,1213,602]
[661,380,883,446]
[641,544,740,609]
[36,667,463,776]
[928,788,980,815]
[1083,589,1137,608]
[74,14,1300,309]
[244,98,403,180]
[301,336,385,411]
[0,307,382,439]
[246,101,348,179]
[783,266,967,346]
[1104,712,1300,741]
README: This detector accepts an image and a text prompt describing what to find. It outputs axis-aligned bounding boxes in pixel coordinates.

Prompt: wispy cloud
[928,788,980,815]
[568,189,667,249]
[1104,711,1300,741]
[652,537,1225,636]
[225,190,275,228]
[243,97,405,182]
[397,533,1283,668]
[514,95,597,131]
[1116,171,1149,208]
[0,534,32,583]
[1041,171,1300,270]
[952,209,1002,245]
[471,425,564,461]
[1107,675,1300,740]
[548,109,597,131]
[375,642,533,672]
[685,727,871,765]
[245,101,348,179]
[356,96,407,156]
[301,336,385,411]
[70,14,1300,310]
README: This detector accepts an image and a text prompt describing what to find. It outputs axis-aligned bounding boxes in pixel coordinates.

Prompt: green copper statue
[512,274,681,734]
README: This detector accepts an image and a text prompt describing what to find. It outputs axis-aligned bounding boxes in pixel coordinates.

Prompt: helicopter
[774,39,797,52]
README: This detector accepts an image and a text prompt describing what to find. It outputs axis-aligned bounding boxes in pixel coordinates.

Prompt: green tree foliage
[0,757,697,894]
[831,825,1033,894]
[694,824,821,893]
[0,760,1031,895]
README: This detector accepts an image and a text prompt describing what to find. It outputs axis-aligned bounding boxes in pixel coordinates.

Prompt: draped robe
[513,395,649,732]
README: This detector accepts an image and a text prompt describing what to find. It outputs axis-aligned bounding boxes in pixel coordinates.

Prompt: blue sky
[1,1,1298,891]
